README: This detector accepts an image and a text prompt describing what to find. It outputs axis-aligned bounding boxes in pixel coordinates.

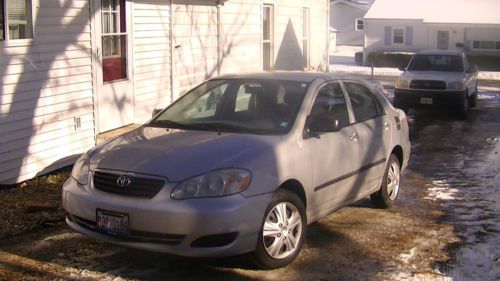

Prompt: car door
[305,82,360,215]
[342,81,392,195]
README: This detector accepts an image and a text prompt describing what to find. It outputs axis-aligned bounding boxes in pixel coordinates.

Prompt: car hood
[89,126,279,182]
[400,71,465,82]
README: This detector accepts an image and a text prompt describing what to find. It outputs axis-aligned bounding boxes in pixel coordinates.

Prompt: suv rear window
[407,55,463,72]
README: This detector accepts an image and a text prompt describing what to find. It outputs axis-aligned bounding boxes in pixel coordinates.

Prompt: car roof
[215,71,362,83]
[416,50,464,56]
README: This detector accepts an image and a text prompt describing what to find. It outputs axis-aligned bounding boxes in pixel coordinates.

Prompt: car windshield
[407,54,463,72]
[148,78,310,135]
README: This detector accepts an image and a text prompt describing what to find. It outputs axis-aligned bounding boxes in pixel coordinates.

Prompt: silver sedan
[63,72,410,269]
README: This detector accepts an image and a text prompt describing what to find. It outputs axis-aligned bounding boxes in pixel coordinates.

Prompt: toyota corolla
[62,72,410,269]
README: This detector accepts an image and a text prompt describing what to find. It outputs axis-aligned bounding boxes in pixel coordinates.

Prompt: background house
[363,0,500,64]
[330,0,373,46]
[0,0,330,185]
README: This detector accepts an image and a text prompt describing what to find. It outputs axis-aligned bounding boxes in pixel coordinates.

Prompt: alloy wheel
[262,202,303,259]
[387,162,400,200]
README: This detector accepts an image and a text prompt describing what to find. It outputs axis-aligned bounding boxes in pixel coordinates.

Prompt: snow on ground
[329,45,500,80]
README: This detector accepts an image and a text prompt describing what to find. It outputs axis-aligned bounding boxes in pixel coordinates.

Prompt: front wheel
[457,94,469,120]
[252,190,307,269]
[469,91,478,108]
[371,154,401,208]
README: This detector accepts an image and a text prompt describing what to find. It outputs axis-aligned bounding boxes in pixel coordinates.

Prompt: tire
[469,86,478,108]
[371,154,401,209]
[457,93,469,120]
[252,189,307,269]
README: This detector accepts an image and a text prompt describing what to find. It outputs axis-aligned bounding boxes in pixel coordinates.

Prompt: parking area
[0,81,499,281]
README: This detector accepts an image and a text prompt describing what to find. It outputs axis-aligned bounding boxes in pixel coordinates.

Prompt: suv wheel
[371,154,401,208]
[469,88,478,108]
[252,190,306,269]
[457,93,469,120]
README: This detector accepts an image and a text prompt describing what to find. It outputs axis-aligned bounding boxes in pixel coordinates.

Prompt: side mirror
[398,67,406,72]
[467,66,478,73]
[152,108,163,118]
[304,114,341,139]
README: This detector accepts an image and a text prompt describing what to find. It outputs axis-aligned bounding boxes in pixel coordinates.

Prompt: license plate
[420,97,433,104]
[96,209,129,236]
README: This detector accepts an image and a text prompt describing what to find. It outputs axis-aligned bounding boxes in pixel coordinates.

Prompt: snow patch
[424,180,460,201]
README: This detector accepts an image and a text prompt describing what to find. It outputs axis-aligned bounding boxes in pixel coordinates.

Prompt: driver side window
[309,82,350,132]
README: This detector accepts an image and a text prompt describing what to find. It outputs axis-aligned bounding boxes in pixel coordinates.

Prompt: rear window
[407,55,463,72]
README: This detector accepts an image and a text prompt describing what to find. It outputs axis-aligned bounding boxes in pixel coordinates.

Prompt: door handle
[349,132,358,142]
[383,121,390,130]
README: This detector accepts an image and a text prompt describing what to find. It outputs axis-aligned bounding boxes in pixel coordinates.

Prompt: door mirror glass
[467,66,478,73]
[308,114,341,133]
[305,82,349,138]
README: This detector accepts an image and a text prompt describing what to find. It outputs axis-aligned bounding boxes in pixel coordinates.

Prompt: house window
[393,28,404,44]
[0,0,33,41]
[101,0,128,82]
[302,7,310,68]
[472,40,500,50]
[262,4,274,70]
[355,18,364,31]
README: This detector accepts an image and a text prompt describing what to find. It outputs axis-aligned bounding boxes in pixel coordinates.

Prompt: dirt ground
[0,88,498,281]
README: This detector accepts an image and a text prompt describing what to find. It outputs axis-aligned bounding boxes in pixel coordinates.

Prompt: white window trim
[392,27,405,45]
[302,7,310,68]
[354,18,364,31]
[0,0,35,46]
[262,4,274,70]
[471,40,500,51]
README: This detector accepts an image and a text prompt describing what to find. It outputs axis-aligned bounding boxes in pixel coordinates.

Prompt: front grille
[410,80,446,90]
[68,215,185,245]
[94,171,165,198]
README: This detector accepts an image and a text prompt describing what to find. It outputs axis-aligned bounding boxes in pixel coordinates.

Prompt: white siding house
[0,0,330,184]
[330,0,373,46]
[363,0,500,63]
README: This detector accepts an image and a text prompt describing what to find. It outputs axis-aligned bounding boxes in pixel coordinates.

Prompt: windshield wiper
[148,119,197,129]
[191,122,274,135]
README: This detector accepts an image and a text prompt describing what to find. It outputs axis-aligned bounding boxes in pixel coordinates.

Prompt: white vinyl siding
[172,2,218,98]
[133,0,171,123]
[273,0,328,71]
[0,0,95,184]
[219,0,261,74]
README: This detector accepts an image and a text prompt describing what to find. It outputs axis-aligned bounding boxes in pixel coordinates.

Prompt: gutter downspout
[170,0,174,104]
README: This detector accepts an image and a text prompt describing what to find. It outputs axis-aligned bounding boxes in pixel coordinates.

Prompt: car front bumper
[62,177,272,257]
[393,89,466,108]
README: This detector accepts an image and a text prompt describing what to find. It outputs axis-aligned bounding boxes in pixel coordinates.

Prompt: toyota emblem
[116,175,131,187]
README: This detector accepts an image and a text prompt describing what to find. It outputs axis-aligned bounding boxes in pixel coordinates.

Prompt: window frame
[392,27,405,45]
[262,4,274,71]
[340,80,386,124]
[355,18,364,31]
[306,81,353,134]
[472,40,500,50]
[302,7,310,69]
[0,0,34,44]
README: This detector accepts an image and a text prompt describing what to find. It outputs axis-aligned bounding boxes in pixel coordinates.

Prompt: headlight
[71,152,90,185]
[171,169,251,199]
[448,81,466,91]
[395,79,410,89]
